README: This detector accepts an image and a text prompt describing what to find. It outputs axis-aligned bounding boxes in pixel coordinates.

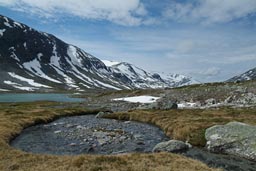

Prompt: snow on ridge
[23,58,62,83]
[0,29,6,37]
[13,21,23,28]
[8,72,51,88]
[113,95,160,103]
[101,60,120,67]
[4,21,12,28]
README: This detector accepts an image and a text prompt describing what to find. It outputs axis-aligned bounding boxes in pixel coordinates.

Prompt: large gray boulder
[152,140,189,153]
[205,122,256,161]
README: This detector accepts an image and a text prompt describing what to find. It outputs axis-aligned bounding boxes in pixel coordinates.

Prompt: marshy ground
[1,81,256,171]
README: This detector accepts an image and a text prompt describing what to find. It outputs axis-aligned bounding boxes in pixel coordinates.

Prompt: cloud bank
[163,0,256,24]
[0,0,146,26]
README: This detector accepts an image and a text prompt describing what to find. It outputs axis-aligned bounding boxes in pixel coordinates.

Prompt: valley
[1,11,256,171]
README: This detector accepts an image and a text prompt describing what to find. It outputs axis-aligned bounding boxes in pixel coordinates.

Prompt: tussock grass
[0,101,218,171]
[105,107,256,146]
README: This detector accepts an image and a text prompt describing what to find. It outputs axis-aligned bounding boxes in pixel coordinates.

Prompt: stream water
[10,115,256,171]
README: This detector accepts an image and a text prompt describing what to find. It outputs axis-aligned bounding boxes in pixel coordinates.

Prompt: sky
[0,0,256,82]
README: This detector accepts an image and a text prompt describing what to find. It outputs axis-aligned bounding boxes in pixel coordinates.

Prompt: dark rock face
[227,67,256,82]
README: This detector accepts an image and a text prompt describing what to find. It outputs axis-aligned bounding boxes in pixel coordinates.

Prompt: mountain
[0,14,197,92]
[227,67,256,82]
[102,60,199,88]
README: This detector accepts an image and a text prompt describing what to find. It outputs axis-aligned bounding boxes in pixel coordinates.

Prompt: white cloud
[163,0,256,24]
[0,0,147,26]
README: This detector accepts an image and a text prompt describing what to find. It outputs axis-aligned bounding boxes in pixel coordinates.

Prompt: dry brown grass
[0,101,219,171]
[104,107,256,146]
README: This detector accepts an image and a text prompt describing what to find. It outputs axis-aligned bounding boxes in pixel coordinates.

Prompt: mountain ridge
[0,14,198,92]
[227,67,256,82]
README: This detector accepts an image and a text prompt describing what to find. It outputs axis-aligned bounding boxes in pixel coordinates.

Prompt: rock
[224,96,234,103]
[95,112,106,118]
[54,130,61,134]
[152,140,189,153]
[205,122,256,161]
[205,98,216,105]
[136,99,177,110]
[156,100,178,110]
[69,143,77,146]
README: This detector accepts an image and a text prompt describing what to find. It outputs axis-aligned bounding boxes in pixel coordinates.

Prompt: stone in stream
[205,122,256,161]
[95,111,112,118]
[152,140,189,153]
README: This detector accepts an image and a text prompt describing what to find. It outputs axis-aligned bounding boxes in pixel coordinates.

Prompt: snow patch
[0,29,6,37]
[23,59,62,83]
[94,80,121,90]
[37,53,43,60]
[13,21,23,28]
[0,88,10,91]
[23,42,27,49]
[8,72,51,88]
[4,81,36,91]
[101,60,120,67]
[178,102,197,108]
[4,22,12,28]
[113,96,160,103]
[67,45,83,67]
[4,80,21,86]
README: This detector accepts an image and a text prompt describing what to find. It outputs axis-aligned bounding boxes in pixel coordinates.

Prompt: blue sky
[0,0,256,82]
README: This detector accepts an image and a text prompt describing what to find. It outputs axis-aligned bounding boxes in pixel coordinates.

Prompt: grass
[104,107,256,146]
[0,101,219,171]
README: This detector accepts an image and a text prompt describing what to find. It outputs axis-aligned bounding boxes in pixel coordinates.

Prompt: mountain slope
[227,67,256,82]
[0,15,132,91]
[0,15,198,92]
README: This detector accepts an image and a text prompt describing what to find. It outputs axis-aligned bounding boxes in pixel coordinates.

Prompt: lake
[0,93,84,103]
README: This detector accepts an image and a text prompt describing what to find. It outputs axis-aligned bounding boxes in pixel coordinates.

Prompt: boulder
[205,122,256,161]
[152,140,189,153]
[155,100,178,110]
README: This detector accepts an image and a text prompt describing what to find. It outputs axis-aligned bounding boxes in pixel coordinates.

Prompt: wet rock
[152,140,189,153]
[205,122,256,161]
[95,111,106,118]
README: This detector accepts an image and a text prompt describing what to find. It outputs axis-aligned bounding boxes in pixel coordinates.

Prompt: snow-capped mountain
[102,60,199,88]
[227,67,256,82]
[0,14,198,92]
